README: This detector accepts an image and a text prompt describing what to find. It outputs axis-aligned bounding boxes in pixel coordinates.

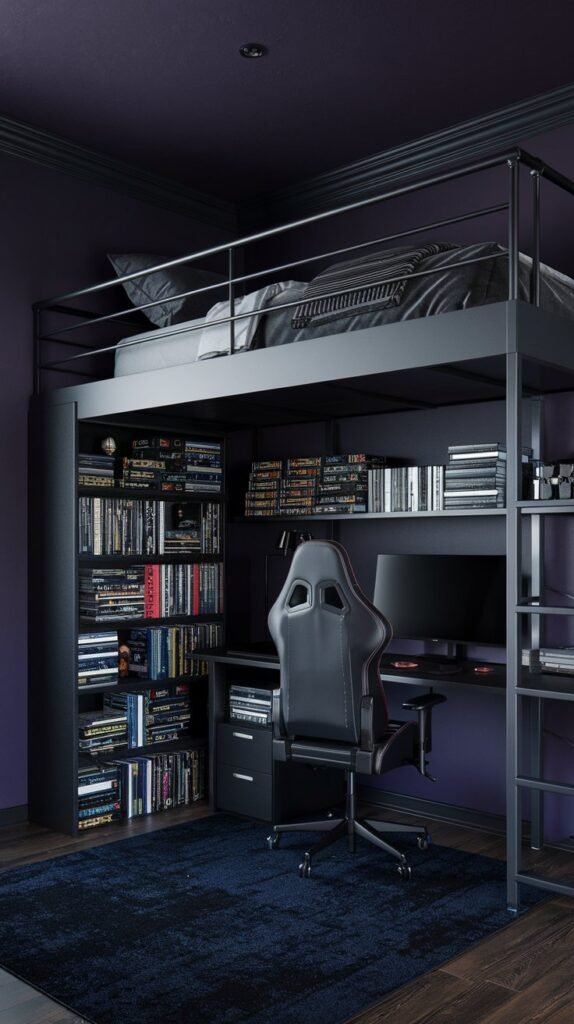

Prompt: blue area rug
[0,815,538,1024]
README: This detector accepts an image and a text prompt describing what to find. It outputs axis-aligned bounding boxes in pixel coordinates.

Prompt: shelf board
[78,486,224,501]
[516,604,574,616]
[79,613,223,630]
[518,500,574,514]
[237,508,506,522]
[84,734,208,765]
[78,553,222,564]
[78,674,207,695]
[517,672,574,700]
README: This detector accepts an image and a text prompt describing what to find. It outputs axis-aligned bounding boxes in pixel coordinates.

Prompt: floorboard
[0,805,573,1024]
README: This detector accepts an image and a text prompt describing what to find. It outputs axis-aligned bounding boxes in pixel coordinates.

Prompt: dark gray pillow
[108,253,227,328]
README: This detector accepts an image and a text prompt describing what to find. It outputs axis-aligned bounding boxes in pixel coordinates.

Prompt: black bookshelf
[28,415,225,835]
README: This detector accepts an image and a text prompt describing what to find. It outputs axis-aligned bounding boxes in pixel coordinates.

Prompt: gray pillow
[108,253,227,328]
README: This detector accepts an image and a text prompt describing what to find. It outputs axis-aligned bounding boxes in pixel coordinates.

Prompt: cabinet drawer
[216,762,272,821]
[217,721,272,773]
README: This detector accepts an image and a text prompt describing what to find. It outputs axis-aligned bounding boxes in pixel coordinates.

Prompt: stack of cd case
[228,684,273,726]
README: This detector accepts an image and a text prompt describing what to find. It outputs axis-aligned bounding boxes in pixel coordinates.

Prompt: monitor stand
[423,641,464,675]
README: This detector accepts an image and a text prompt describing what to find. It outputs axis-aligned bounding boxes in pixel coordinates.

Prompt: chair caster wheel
[397,862,412,880]
[266,833,280,850]
[299,856,312,878]
[417,834,430,851]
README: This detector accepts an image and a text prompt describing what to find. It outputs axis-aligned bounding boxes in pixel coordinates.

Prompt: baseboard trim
[243,82,574,226]
[0,804,28,827]
[358,785,506,836]
[0,114,237,231]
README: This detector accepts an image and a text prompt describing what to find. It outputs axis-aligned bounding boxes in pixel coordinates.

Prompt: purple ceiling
[2,0,574,202]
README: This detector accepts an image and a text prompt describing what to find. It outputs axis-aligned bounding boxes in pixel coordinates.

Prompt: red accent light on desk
[390,659,419,670]
[473,665,495,675]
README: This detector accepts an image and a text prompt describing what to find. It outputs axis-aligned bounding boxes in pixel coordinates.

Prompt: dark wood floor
[1,805,573,1024]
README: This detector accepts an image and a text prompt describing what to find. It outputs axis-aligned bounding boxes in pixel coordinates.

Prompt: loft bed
[29,148,574,909]
[32,148,574,427]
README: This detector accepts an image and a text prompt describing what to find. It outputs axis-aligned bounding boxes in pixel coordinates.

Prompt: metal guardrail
[32,147,574,394]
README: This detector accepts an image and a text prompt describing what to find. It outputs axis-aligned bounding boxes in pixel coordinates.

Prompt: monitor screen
[372,554,506,647]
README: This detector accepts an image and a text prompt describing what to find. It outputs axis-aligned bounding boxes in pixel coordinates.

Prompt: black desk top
[202,647,506,690]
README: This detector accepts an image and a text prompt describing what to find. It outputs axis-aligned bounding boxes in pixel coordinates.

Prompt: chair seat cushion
[273,718,418,775]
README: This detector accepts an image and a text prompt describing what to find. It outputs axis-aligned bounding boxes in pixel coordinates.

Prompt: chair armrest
[360,695,374,751]
[401,692,447,712]
[401,690,446,778]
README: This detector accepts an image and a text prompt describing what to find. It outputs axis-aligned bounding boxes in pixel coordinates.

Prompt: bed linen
[113,242,574,377]
[113,281,307,376]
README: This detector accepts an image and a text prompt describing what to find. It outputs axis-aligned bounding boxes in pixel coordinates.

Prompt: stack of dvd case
[78,631,119,687]
[315,454,375,514]
[228,683,273,726]
[120,436,223,494]
[78,452,116,488]
[368,463,445,512]
[103,747,206,819]
[244,460,282,516]
[79,566,145,621]
[125,622,223,680]
[444,442,532,509]
[78,497,221,556]
[244,454,392,517]
[280,457,321,515]
[104,683,192,747]
[77,763,121,830]
[523,646,574,673]
[78,709,128,757]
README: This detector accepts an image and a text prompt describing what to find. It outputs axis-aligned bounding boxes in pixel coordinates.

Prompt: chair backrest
[268,540,392,744]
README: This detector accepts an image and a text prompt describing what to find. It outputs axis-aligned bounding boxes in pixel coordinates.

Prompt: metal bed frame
[31,147,574,911]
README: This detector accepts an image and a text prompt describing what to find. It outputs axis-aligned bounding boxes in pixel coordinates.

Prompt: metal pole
[36,149,524,309]
[531,170,541,306]
[529,396,544,850]
[506,337,522,912]
[508,158,520,301]
[228,248,235,355]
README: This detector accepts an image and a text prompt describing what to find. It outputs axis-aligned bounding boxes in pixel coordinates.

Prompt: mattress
[114,242,574,377]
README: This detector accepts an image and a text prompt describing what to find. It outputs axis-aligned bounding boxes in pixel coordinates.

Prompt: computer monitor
[372,553,506,648]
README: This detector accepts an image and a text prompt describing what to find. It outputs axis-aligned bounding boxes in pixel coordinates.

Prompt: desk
[203,649,506,824]
[378,652,506,692]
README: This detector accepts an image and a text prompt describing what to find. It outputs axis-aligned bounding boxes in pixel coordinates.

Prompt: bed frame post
[228,247,236,355]
[530,170,541,306]
[507,157,520,301]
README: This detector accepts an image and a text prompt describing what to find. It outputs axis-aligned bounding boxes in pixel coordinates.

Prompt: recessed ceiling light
[239,42,267,59]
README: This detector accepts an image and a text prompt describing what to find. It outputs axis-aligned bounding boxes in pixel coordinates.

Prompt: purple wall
[0,153,231,813]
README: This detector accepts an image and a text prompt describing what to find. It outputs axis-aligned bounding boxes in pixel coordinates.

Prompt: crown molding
[0,114,237,232]
[3,83,574,236]
[242,82,574,228]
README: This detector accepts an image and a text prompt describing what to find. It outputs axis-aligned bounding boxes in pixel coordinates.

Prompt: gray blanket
[261,242,574,349]
[291,242,456,328]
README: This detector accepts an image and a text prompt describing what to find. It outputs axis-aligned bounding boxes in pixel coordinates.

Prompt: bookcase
[28,405,225,835]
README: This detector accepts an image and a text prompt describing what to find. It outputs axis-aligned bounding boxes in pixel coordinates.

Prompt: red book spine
[144,564,161,618]
[193,565,200,616]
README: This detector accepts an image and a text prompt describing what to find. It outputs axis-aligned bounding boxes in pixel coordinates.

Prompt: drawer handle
[232,731,254,740]
[232,772,254,783]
